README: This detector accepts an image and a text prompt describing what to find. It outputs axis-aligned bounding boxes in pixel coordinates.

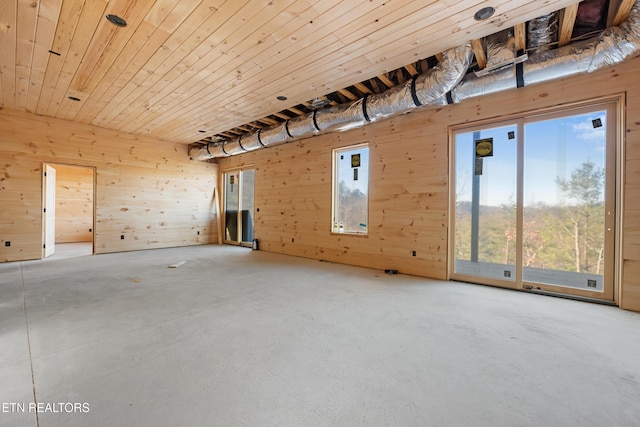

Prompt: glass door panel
[453,124,518,283]
[241,169,255,244]
[523,109,611,294]
[224,168,255,246]
[451,101,616,301]
[224,171,239,242]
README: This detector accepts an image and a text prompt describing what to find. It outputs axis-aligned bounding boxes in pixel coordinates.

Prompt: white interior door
[44,164,56,257]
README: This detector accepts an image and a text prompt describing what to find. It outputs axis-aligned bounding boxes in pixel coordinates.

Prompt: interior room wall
[0,110,219,262]
[54,164,94,244]
[218,55,640,312]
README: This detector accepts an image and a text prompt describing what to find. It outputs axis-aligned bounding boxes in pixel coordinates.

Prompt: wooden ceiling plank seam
[86,0,219,126]
[332,0,442,46]
[124,1,336,137]
[164,0,576,142]
[246,0,536,109]
[25,0,65,114]
[131,0,392,137]
[114,0,292,133]
[18,0,584,142]
[93,0,253,127]
[15,0,41,111]
[154,0,458,140]
[89,2,224,126]
[559,3,579,47]
[146,0,368,140]
[75,19,163,123]
[163,26,446,141]
[0,0,18,110]
[72,0,205,123]
[122,0,323,135]
[62,0,160,122]
[123,0,283,119]
[34,0,85,115]
[43,0,109,117]
[613,0,635,25]
[71,1,162,94]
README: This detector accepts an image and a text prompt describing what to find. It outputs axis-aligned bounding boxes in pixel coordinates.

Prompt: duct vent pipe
[190,1,640,161]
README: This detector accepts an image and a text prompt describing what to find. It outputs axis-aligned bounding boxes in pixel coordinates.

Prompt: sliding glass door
[223,168,255,246]
[452,101,618,301]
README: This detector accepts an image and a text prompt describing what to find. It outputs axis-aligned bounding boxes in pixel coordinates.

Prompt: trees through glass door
[452,101,618,301]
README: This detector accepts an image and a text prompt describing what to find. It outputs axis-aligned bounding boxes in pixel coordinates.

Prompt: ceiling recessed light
[474,6,495,21]
[277,95,287,101]
[106,14,127,27]
[68,96,81,102]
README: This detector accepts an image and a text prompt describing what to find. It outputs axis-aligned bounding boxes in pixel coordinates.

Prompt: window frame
[331,143,370,236]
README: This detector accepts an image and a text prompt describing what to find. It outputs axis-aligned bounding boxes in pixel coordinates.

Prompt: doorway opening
[450,98,621,303]
[223,168,255,247]
[42,163,96,259]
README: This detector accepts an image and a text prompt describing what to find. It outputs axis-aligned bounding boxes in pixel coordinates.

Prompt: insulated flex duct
[190,1,640,161]
[189,44,472,160]
[451,1,640,102]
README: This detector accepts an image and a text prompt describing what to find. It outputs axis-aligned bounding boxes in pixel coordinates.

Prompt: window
[332,144,369,234]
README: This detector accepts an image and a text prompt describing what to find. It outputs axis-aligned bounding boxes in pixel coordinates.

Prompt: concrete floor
[1,245,639,427]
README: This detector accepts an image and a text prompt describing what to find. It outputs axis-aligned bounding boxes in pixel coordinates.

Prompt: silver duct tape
[315,100,367,131]
[242,133,263,151]
[287,113,316,137]
[528,12,559,53]
[260,123,290,147]
[415,44,473,105]
[486,29,516,68]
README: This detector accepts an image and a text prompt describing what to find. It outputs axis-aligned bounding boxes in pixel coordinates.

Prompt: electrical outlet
[5,241,10,247]
[120,235,124,240]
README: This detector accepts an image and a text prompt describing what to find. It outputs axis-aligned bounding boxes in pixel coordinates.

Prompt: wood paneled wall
[0,110,218,262]
[54,164,94,243]
[219,55,640,312]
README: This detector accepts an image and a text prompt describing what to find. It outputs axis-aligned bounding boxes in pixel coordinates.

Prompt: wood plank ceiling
[0,0,634,148]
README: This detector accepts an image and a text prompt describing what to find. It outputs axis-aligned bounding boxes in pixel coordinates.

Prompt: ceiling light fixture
[474,6,495,21]
[106,14,127,27]
[277,95,287,101]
